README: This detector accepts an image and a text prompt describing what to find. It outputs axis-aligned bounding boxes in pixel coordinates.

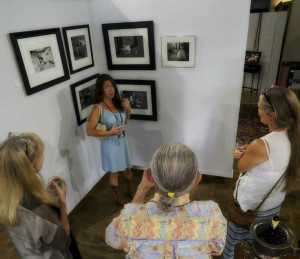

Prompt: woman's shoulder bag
[228,172,285,230]
[86,104,107,141]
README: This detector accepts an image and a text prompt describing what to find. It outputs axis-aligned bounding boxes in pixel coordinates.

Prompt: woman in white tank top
[222,86,300,259]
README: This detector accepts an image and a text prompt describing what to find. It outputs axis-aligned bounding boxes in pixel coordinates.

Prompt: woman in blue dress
[87,74,134,206]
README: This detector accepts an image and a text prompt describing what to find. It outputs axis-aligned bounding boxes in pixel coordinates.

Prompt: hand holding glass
[48,176,63,191]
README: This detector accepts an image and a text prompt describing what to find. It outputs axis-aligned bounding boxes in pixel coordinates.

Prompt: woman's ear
[192,172,202,186]
[145,168,154,183]
[269,111,275,119]
[268,111,276,125]
[31,162,38,173]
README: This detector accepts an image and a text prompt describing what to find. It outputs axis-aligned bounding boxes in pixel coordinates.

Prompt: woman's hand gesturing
[121,98,131,111]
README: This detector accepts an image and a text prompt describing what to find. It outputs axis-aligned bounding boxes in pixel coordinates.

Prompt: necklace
[103,100,115,111]
[269,126,284,133]
[103,101,123,126]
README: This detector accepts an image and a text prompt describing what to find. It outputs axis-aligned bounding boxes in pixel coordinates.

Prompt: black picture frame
[70,74,99,125]
[115,79,157,121]
[245,51,262,65]
[10,28,70,95]
[62,24,94,74]
[102,21,156,70]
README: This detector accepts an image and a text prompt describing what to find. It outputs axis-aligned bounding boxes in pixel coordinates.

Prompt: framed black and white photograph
[102,21,156,70]
[10,28,70,95]
[70,74,99,125]
[62,25,94,74]
[116,80,157,121]
[161,36,195,67]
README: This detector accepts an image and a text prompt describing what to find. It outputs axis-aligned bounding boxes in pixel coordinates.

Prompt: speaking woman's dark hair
[93,74,124,111]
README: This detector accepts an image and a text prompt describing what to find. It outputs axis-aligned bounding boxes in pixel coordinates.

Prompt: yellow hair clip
[167,192,175,198]
[272,219,279,227]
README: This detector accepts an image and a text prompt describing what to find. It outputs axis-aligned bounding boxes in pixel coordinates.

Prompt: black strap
[103,102,123,126]
[235,172,286,212]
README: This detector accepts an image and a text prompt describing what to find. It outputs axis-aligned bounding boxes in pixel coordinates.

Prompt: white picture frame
[161,36,195,68]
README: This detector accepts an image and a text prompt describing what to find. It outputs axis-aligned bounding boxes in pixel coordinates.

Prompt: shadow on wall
[57,88,89,197]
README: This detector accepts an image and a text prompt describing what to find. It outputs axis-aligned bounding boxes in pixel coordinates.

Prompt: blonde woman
[0,133,81,259]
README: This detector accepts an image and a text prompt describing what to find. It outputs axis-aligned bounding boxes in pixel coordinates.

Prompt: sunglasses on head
[262,88,275,111]
[8,132,29,157]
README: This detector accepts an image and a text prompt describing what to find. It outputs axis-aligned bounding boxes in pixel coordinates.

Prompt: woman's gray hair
[150,142,199,213]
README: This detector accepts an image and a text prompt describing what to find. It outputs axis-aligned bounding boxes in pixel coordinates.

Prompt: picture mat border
[70,73,99,125]
[102,21,156,70]
[62,24,94,74]
[18,35,64,87]
[117,84,152,115]
[108,28,149,65]
[10,28,70,95]
[115,79,157,121]
[161,36,196,67]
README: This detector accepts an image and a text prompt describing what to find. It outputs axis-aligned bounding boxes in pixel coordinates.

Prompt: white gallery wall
[0,0,102,212]
[245,11,287,92]
[89,0,251,177]
[282,0,300,62]
[0,0,250,212]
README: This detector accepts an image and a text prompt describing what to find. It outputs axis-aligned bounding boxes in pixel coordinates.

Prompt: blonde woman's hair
[0,133,57,226]
[150,142,199,212]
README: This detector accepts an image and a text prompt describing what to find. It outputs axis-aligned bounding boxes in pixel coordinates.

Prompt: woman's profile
[0,133,81,258]
[223,86,300,258]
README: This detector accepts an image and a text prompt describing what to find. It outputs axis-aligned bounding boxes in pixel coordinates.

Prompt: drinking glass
[48,176,62,191]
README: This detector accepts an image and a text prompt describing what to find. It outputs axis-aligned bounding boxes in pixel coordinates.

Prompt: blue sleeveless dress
[100,108,132,173]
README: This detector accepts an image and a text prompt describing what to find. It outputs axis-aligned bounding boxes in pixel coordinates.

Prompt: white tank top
[234,130,291,212]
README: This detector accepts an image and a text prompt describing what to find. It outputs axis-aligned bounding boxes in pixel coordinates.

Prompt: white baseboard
[200,169,233,178]
[132,165,147,171]
[132,165,233,178]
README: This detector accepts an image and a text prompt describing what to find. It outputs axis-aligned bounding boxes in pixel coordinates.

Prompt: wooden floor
[240,89,260,104]
[1,168,299,259]
[1,90,299,258]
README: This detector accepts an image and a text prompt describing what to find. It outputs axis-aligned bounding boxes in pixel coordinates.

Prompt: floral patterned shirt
[106,193,227,259]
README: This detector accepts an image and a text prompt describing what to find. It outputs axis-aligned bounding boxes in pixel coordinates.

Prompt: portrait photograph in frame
[70,73,99,125]
[62,24,94,74]
[10,28,70,95]
[102,21,156,70]
[116,79,157,121]
[161,36,195,67]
